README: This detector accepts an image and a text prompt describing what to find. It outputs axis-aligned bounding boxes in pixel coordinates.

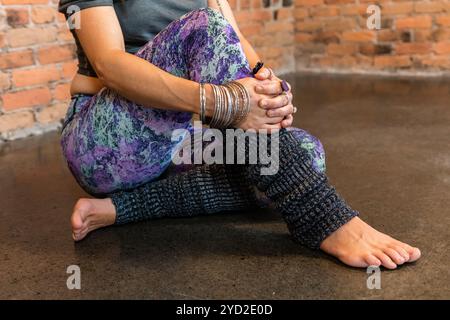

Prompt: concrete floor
[0,73,449,299]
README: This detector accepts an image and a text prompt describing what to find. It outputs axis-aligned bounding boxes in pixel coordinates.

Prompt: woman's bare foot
[71,198,117,241]
[320,217,421,269]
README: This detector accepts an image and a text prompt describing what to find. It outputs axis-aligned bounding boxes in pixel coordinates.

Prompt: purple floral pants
[61,8,325,196]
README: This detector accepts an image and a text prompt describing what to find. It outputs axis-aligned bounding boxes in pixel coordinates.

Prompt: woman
[59,0,420,269]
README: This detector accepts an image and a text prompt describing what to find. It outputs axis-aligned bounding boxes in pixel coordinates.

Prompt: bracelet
[200,81,251,129]
[199,83,206,123]
[252,61,264,75]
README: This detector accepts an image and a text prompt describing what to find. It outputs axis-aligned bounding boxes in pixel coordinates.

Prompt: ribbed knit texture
[244,130,359,249]
[111,129,358,249]
[111,164,257,225]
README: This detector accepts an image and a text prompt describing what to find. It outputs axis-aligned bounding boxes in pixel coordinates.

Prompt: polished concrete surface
[0,73,449,299]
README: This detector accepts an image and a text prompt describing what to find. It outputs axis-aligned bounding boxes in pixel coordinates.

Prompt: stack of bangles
[199,62,293,129]
[199,82,250,128]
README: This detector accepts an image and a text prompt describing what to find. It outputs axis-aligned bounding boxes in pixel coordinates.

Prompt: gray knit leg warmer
[111,164,257,225]
[244,129,359,249]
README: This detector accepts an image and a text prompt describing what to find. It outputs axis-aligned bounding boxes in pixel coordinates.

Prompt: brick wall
[0,0,76,140]
[0,0,449,141]
[295,0,450,74]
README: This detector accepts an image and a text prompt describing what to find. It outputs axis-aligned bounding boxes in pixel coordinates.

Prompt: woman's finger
[254,67,272,80]
[267,104,294,118]
[255,80,286,96]
[261,122,282,134]
[259,92,292,109]
[263,115,285,124]
[281,115,294,128]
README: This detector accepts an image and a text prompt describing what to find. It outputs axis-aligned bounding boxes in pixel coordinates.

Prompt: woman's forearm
[240,37,261,69]
[95,49,215,117]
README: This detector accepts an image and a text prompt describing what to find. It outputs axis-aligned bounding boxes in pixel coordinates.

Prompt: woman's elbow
[92,57,113,87]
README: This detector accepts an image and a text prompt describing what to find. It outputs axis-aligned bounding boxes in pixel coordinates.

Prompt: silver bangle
[208,82,251,129]
[199,83,206,123]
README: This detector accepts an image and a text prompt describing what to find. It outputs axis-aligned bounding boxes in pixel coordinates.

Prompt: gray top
[59,0,207,77]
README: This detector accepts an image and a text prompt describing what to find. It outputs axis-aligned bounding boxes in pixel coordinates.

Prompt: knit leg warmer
[111,164,257,225]
[111,128,358,249]
[243,129,359,249]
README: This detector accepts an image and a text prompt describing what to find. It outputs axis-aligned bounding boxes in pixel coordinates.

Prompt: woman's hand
[254,67,295,129]
[234,77,285,131]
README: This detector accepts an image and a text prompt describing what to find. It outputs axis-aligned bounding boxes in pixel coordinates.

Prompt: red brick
[325,0,354,4]
[310,6,339,17]
[432,28,450,41]
[6,9,29,27]
[374,55,412,68]
[2,87,52,111]
[57,12,67,23]
[252,10,272,21]
[395,42,432,54]
[294,8,309,19]
[2,0,48,3]
[296,20,321,32]
[434,42,450,54]
[414,2,446,13]
[240,24,262,37]
[322,18,356,32]
[382,3,414,15]
[419,55,450,68]
[295,32,314,43]
[240,0,251,10]
[414,30,433,42]
[265,21,294,33]
[61,61,78,80]
[57,26,74,42]
[12,66,60,87]
[340,5,366,16]
[436,16,450,27]
[7,27,56,48]
[37,103,68,124]
[0,111,34,133]
[277,8,293,20]
[378,30,398,42]
[0,72,10,91]
[0,50,34,69]
[341,31,375,42]
[37,44,76,64]
[295,0,323,6]
[313,31,340,44]
[53,83,71,101]
[395,16,432,29]
[311,55,357,68]
[360,44,392,55]
[327,43,358,56]
[31,7,55,24]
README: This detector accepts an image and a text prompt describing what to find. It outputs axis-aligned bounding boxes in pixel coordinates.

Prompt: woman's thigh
[61,89,192,196]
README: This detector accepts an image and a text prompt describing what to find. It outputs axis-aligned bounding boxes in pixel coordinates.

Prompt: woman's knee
[182,8,242,48]
[186,8,233,30]
[287,127,326,173]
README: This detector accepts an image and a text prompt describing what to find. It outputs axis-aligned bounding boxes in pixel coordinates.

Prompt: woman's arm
[209,1,295,128]
[208,0,261,68]
[74,5,290,130]
[74,6,215,116]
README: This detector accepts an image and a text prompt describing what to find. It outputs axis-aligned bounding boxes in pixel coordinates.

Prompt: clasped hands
[236,67,296,131]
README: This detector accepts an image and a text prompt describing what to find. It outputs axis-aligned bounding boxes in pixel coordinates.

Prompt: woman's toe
[408,247,421,262]
[375,252,397,269]
[385,248,405,265]
[397,242,421,262]
[71,211,84,231]
[391,245,410,262]
[364,254,382,267]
